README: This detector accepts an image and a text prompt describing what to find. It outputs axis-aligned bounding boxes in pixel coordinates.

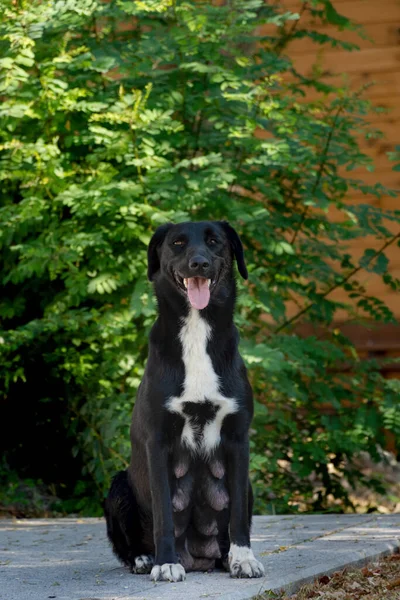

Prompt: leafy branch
[275,232,400,333]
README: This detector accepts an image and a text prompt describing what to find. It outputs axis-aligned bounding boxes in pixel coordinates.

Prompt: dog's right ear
[147,223,174,281]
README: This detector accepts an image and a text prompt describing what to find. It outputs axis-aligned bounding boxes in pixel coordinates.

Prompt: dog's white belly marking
[167,309,238,453]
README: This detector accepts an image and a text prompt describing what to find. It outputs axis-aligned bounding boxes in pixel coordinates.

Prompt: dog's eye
[173,240,185,246]
[208,238,218,245]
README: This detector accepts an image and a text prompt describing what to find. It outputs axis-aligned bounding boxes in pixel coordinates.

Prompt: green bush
[1,0,399,515]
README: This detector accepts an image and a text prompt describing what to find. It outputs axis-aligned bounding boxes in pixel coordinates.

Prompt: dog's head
[147,221,248,310]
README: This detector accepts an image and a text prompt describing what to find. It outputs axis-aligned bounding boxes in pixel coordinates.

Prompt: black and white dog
[104,220,265,582]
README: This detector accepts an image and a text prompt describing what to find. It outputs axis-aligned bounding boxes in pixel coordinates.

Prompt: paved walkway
[0,514,399,600]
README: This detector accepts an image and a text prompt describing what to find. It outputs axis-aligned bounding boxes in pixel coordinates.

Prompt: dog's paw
[230,558,265,578]
[150,563,186,582]
[131,554,154,574]
[228,545,265,579]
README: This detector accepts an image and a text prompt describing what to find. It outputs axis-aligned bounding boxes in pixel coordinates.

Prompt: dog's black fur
[104,221,264,580]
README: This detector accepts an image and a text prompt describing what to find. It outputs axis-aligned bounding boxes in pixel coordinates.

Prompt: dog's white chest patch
[167,309,238,453]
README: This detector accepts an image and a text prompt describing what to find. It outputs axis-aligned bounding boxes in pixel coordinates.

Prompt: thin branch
[287,290,305,311]
[191,111,203,160]
[273,2,308,55]
[190,72,209,160]
[274,231,400,334]
[92,16,107,92]
[290,102,345,246]
[272,91,364,278]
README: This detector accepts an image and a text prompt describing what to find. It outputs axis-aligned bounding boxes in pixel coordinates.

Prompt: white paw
[150,563,186,582]
[229,544,265,579]
[132,554,154,574]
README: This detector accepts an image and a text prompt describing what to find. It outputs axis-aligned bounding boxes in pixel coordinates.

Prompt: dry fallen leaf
[387,577,400,590]
[388,554,400,562]
[348,580,362,590]
[267,554,400,600]
[326,591,346,599]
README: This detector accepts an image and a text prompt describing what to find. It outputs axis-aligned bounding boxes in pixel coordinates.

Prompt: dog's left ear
[147,223,174,281]
[218,221,248,280]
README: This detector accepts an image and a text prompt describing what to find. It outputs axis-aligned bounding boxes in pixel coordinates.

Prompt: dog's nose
[189,255,210,271]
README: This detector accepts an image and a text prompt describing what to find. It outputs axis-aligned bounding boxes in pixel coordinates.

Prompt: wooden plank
[326,205,400,232]
[336,163,400,184]
[284,69,400,101]
[346,248,400,268]
[285,22,400,54]
[357,148,398,172]
[295,323,400,351]
[341,168,400,188]
[255,130,397,171]
[365,95,400,116]
[331,0,400,24]
[336,71,400,100]
[367,111,400,128]
[349,187,398,199]
[277,0,400,24]
[366,121,400,141]
[351,282,399,297]
[357,121,400,144]
[284,294,399,320]
[381,196,400,211]
[293,46,400,77]
[343,196,400,235]
[259,0,400,48]
[282,95,400,131]
[292,279,400,301]
[342,136,397,172]
[316,236,400,266]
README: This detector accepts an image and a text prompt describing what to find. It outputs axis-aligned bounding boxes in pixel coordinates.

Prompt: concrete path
[0,514,399,600]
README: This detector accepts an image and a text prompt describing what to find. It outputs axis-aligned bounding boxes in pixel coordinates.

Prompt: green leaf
[1,0,399,518]
[360,249,389,274]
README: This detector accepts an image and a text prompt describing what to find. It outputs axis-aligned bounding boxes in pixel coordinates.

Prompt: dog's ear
[218,221,248,280]
[147,223,174,281]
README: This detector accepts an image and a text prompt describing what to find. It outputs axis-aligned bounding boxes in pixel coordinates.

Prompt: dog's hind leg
[104,470,154,574]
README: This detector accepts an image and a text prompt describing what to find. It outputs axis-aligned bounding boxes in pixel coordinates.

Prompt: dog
[104,220,265,582]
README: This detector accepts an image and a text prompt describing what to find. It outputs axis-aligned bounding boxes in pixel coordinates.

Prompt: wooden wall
[260,1,400,333]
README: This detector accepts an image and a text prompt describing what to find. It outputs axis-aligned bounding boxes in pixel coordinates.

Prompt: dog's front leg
[146,441,186,582]
[227,438,265,579]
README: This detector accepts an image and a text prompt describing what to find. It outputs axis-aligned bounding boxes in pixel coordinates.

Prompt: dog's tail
[104,470,142,568]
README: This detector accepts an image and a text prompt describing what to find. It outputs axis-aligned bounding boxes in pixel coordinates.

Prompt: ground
[267,552,400,600]
[0,514,399,600]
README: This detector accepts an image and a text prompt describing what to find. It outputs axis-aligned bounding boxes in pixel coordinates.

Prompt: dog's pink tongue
[187,277,210,310]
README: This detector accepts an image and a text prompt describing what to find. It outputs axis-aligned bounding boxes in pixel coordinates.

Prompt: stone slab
[0,514,399,600]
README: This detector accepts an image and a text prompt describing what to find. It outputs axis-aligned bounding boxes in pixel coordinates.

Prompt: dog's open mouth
[174,275,213,310]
